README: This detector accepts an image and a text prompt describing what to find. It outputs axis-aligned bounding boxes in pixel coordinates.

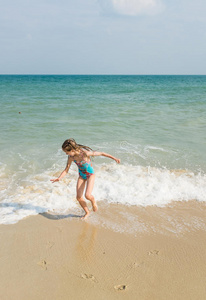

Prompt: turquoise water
[0,75,206,224]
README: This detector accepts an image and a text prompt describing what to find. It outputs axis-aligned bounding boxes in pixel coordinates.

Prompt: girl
[51,138,120,219]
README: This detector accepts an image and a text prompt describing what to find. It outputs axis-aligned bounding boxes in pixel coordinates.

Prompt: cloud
[99,0,164,16]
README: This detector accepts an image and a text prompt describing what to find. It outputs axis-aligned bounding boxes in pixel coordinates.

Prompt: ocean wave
[0,163,205,225]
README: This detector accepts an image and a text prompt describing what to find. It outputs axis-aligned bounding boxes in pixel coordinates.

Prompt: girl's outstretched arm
[86,151,120,164]
[51,156,73,183]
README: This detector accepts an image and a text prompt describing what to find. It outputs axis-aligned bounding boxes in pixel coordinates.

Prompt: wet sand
[0,201,206,300]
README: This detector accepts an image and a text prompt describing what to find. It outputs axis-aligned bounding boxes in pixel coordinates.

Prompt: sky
[0,0,206,74]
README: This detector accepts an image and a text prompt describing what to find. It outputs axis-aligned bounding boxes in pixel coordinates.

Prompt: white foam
[94,164,206,206]
[0,162,206,225]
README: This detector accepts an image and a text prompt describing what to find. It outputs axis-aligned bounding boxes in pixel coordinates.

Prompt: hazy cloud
[99,0,164,16]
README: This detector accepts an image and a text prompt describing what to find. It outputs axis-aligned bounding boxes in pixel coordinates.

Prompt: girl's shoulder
[67,155,74,165]
[80,149,92,161]
[80,148,89,156]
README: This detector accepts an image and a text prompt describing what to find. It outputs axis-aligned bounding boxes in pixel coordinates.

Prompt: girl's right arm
[50,156,73,183]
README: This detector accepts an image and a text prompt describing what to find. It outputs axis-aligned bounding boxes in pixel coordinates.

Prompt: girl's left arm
[86,151,121,164]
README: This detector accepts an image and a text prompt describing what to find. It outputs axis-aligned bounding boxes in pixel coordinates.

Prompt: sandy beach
[0,201,206,300]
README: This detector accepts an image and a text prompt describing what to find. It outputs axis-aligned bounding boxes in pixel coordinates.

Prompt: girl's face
[64,149,76,157]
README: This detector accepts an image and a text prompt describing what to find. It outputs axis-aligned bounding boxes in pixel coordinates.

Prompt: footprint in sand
[47,241,55,249]
[57,227,63,233]
[81,273,98,283]
[131,261,144,268]
[148,250,159,256]
[114,285,127,291]
[37,260,47,270]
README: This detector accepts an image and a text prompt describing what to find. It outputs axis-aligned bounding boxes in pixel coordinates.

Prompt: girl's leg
[76,177,90,219]
[85,175,98,212]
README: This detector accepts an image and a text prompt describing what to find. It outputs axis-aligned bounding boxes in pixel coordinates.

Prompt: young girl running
[51,139,120,219]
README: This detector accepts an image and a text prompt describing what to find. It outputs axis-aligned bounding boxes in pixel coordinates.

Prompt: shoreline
[1,200,206,299]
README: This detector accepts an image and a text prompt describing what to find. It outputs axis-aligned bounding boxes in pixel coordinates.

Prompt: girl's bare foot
[81,212,90,220]
[91,201,98,212]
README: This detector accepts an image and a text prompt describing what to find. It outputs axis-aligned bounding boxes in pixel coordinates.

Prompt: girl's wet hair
[62,138,93,152]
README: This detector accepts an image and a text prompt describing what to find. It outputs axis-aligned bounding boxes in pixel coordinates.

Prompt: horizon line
[0,74,206,76]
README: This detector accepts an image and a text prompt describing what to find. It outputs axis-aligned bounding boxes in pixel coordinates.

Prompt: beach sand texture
[0,201,206,300]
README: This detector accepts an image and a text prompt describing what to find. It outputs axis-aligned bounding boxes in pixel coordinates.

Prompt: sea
[0,75,206,226]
